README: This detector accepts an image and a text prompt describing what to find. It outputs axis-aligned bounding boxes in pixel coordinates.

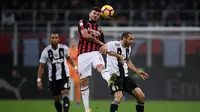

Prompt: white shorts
[78,51,105,79]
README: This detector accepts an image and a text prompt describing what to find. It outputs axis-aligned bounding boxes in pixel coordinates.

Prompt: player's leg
[92,51,111,84]
[74,75,81,104]
[80,77,91,112]
[73,74,81,104]
[53,96,62,112]
[111,91,123,112]
[78,53,93,112]
[124,77,145,112]
[60,77,71,112]
[68,61,81,104]
[132,88,145,112]
[49,81,62,112]
[61,90,70,112]
[109,76,123,112]
[69,68,81,104]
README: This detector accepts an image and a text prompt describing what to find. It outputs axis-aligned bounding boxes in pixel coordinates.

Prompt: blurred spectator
[162,4,181,26]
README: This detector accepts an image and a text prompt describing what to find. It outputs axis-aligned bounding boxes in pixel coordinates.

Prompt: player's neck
[51,45,58,50]
[88,19,96,23]
[121,41,126,48]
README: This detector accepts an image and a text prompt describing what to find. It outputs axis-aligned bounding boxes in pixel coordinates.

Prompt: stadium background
[0,0,200,112]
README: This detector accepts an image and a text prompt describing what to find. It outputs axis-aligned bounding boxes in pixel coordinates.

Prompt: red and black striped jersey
[78,19,104,55]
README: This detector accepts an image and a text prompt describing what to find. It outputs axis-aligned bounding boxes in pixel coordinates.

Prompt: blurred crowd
[0,0,200,27]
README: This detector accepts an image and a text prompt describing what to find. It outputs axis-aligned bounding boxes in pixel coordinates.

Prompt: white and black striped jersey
[106,41,131,77]
[39,44,70,81]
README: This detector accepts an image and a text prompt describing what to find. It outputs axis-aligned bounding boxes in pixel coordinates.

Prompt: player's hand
[99,44,107,54]
[137,71,149,80]
[37,81,43,89]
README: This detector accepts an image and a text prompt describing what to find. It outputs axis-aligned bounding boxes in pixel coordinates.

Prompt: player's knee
[114,91,123,103]
[53,96,60,100]
[80,78,89,87]
[96,64,104,72]
[137,92,145,103]
[61,89,69,95]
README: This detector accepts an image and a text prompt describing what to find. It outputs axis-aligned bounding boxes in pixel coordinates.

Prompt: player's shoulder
[42,45,51,52]
[58,44,68,49]
[108,41,120,46]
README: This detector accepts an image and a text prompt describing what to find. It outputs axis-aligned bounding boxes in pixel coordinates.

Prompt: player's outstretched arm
[127,60,149,80]
[127,59,139,73]
[37,63,45,89]
[66,56,78,73]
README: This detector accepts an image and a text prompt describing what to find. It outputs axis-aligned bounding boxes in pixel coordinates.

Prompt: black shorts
[49,77,70,96]
[109,76,138,95]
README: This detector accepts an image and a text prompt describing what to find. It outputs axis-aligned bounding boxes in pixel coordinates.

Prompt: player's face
[50,34,59,46]
[124,34,134,47]
[89,10,101,21]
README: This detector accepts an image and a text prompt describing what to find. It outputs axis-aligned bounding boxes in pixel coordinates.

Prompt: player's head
[121,32,134,47]
[69,38,77,48]
[49,33,59,46]
[89,7,101,22]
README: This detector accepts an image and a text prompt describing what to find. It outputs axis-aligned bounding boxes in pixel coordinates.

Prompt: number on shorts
[64,81,71,88]
[112,85,119,91]
[64,83,68,88]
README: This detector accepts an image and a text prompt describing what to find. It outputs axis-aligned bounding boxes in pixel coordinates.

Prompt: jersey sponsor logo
[52,58,64,64]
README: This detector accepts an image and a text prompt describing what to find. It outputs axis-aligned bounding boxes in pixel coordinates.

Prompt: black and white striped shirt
[106,41,131,77]
[39,44,70,81]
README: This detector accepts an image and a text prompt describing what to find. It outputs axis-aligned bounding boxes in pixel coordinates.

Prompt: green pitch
[0,100,199,112]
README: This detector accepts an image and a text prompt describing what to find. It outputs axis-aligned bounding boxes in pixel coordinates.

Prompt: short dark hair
[92,7,101,12]
[121,32,132,40]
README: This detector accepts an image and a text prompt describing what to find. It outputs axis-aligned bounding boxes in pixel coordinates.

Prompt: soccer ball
[101,5,114,18]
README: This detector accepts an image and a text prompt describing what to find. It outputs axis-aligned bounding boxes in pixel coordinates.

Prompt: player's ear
[89,12,91,17]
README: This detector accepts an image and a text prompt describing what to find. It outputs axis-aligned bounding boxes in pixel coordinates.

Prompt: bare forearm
[67,56,76,67]
[85,36,104,46]
[108,51,121,59]
[127,60,139,73]
[37,68,44,79]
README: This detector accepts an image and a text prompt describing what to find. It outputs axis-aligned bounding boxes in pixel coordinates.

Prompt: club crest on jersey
[54,54,58,57]
[52,58,64,64]
[87,28,100,36]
